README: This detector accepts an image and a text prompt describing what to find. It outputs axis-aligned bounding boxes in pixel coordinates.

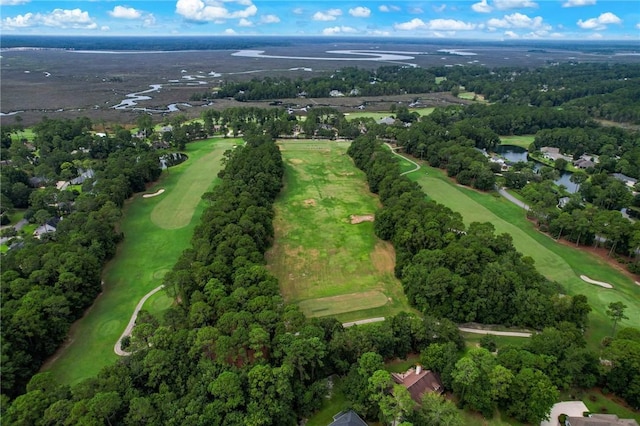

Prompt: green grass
[460,332,529,351]
[581,390,640,421]
[11,128,35,142]
[265,140,413,322]
[305,377,351,426]
[345,108,434,122]
[499,135,535,149]
[458,92,487,103]
[394,154,639,350]
[41,138,237,385]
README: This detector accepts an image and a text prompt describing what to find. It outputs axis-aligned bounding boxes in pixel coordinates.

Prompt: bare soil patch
[303,199,316,207]
[350,214,374,224]
[371,240,396,274]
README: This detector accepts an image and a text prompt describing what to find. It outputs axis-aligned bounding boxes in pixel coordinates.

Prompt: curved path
[384,143,421,176]
[458,327,532,337]
[497,186,530,211]
[114,285,165,356]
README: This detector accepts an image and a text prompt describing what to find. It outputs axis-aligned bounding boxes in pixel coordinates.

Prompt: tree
[412,392,463,426]
[607,302,629,336]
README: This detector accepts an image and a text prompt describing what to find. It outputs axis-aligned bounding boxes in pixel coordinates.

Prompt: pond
[494,145,579,193]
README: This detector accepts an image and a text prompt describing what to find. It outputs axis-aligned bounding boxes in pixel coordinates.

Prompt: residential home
[33,223,57,239]
[328,410,368,426]
[376,117,396,126]
[392,365,443,404]
[612,173,638,189]
[573,159,595,169]
[566,414,639,426]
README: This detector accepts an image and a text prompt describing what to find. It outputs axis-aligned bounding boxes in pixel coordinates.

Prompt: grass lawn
[499,135,535,149]
[345,108,434,122]
[394,153,639,350]
[265,140,413,322]
[305,377,351,426]
[41,138,238,385]
[458,92,487,103]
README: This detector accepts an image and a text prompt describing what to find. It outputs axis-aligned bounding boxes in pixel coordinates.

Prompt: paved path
[114,285,165,356]
[497,186,530,211]
[342,317,385,328]
[458,327,532,337]
[384,143,420,176]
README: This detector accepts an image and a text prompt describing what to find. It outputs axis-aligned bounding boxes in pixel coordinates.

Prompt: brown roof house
[391,365,443,404]
[567,414,639,426]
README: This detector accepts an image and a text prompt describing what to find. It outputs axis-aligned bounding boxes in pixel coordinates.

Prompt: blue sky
[1,0,639,40]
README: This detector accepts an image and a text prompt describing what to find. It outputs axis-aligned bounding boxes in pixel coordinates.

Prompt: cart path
[497,186,530,211]
[458,327,532,337]
[114,285,165,356]
[385,143,420,176]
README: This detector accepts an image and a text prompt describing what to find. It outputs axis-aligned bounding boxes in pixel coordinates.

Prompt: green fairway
[394,152,639,348]
[345,107,434,122]
[42,138,238,385]
[266,140,413,321]
[499,135,535,149]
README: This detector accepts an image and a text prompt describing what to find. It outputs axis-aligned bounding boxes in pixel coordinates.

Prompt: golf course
[42,137,239,384]
[391,148,639,348]
[265,140,413,322]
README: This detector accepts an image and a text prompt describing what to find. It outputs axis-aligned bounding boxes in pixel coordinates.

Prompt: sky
[1,0,639,40]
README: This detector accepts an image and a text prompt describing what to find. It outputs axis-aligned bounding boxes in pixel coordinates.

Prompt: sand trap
[143,188,165,198]
[350,214,374,224]
[303,199,316,207]
[580,275,613,289]
[635,281,640,286]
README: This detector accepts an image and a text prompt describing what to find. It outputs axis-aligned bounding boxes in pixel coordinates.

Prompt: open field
[499,135,535,149]
[345,107,435,122]
[265,140,413,322]
[395,153,639,349]
[41,138,237,384]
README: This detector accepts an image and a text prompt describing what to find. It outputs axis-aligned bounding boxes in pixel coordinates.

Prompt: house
[573,159,595,169]
[612,173,638,189]
[541,147,572,162]
[328,410,368,426]
[391,365,443,404]
[70,169,95,185]
[33,223,56,238]
[377,117,396,126]
[566,414,639,426]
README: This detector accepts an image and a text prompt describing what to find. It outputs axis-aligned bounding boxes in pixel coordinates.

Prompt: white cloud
[409,7,424,14]
[577,12,621,30]
[433,4,447,13]
[175,0,257,22]
[349,6,371,18]
[504,30,519,38]
[3,12,34,27]
[488,13,550,30]
[224,28,237,35]
[562,0,596,7]
[379,5,400,12]
[472,0,492,13]
[394,18,426,31]
[4,8,98,30]
[260,14,280,24]
[292,7,303,15]
[41,8,97,29]
[0,0,29,5]
[636,22,640,30]
[238,18,253,26]
[394,18,476,31]
[587,32,603,39]
[101,25,110,31]
[312,9,342,21]
[109,6,142,19]
[494,0,538,10]
[143,14,156,27]
[322,25,357,35]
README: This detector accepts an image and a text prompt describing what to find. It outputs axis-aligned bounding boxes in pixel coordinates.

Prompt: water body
[494,145,578,193]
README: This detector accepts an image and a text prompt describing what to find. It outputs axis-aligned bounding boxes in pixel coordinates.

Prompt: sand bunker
[350,214,374,224]
[580,275,613,289]
[303,199,316,207]
[143,189,165,198]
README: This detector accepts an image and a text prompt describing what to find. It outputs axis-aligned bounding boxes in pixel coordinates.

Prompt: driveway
[540,401,588,426]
